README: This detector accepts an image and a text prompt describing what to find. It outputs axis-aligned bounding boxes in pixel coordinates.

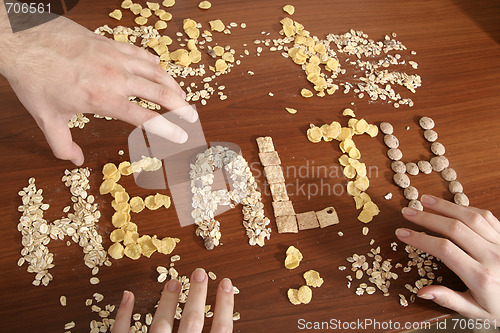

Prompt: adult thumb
[36,114,84,166]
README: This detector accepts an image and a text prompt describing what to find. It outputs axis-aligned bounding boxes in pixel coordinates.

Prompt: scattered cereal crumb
[384,193,392,200]
[283,4,295,15]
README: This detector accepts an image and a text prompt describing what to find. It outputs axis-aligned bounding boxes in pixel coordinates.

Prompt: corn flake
[130,196,145,213]
[281,4,294,15]
[297,285,312,304]
[123,231,139,246]
[121,0,132,9]
[110,229,126,242]
[306,125,322,143]
[115,191,130,204]
[129,3,142,14]
[118,161,133,176]
[135,16,148,25]
[99,179,116,195]
[159,11,172,21]
[155,20,167,30]
[152,236,178,254]
[284,246,303,269]
[108,242,124,260]
[162,0,175,7]
[138,235,156,258]
[198,0,211,9]
[112,211,130,228]
[124,243,142,260]
[209,19,225,32]
[342,108,356,117]
[303,270,324,288]
[109,9,122,20]
[287,288,301,305]
[285,107,297,114]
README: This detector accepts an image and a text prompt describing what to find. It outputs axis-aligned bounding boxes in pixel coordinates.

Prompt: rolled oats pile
[17,168,109,286]
[190,146,271,249]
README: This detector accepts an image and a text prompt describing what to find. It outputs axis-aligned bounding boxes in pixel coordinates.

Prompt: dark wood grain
[1,0,499,332]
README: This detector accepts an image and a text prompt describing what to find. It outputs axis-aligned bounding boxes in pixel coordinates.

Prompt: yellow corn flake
[297,285,312,304]
[103,163,118,178]
[209,19,225,32]
[155,20,167,30]
[140,8,152,17]
[124,243,142,260]
[343,165,356,179]
[111,201,130,213]
[355,118,369,134]
[314,43,326,54]
[366,124,379,137]
[306,125,322,143]
[347,181,361,197]
[118,161,133,176]
[153,44,169,56]
[326,58,339,72]
[305,63,320,75]
[215,59,228,73]
[159,35,172,45]
[147,1,160,10]
[364,201,380,215]
[222,52,234,63]
[129,196,145,213]
[147,38,159,48]
[151,236,178,254]
[283,25,296,38]
[336,127,354,141]
[108,242,124,260]
[129,3,142,14]
[135,16,148,25]
[113,34,128,43]
[122,222,138,232]
[155,193,171,208]
[338,154,349,167]
[353,161,367,177]
[112,211,130,228]
[342,108,356,117]
[159,11,172,21]
[99,179,116,195]
[187,39,197,51]
[109,9,123,20]
[110,229,126,243]
[110,183,125,197]
[301,88,313,98]
[114,191,130,204]
[198,0,211,9]
[138,235,156,258]
[283,4,295,15]
[354,176,370,191]
[145,195,161,210]
[121,0,132,9]
[360,192,371,203]
[354,195,364,209]
[162,0,175,7]
[123,231,139,246]
[280,17,294,27]
[170,48,189,61]
[285,107,297,114]
[284,246,303,270]
[349,147,361,159]
[213,45,224,56]
[189,49,202,63]
[287,288,301,305]
[185,27,200,39]
[303,270,324,288]
[339,138,355,153]
[358,209,374,223]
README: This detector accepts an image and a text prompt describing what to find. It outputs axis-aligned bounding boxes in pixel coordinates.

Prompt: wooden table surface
[1,0,499,332]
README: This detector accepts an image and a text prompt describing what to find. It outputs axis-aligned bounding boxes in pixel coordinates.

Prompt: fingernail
[179,131,188,143]
[166,279,181,292]
[418,294,435,300]
[193,268,206,282]
[402,207,417,216]
[181,90,187,100]
[155,55,160,63]
[121,290,131,305]
[395,228,411,237]
[421,195,437,205]
[221,278,233,293]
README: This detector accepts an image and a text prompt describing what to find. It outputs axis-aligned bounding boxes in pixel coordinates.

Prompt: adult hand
[113,268,234,333]
[397,194,500,323]
[0,13,197,166]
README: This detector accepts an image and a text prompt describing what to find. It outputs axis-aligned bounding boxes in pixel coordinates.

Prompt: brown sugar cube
[296,211,320,230]
[270,183,289,202]
[264,165,285,184]
[272,201,295,217]
[315,207,339,228]
[276,215,298,233]
[258,151,281,166]
[256,136,275,153]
